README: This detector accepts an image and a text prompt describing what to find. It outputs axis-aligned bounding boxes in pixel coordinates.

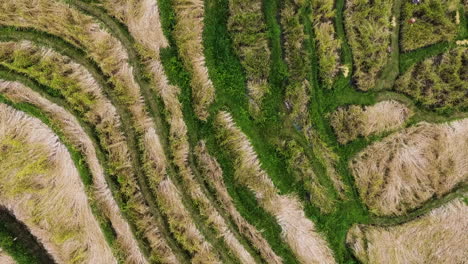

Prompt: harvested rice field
[0,0,466,263]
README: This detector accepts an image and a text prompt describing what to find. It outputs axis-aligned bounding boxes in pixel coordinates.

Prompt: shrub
[276,139,337,213]
[279,0,346,201]
[280,0,312,127]
[228,0,271,114]
[172,0,215,120]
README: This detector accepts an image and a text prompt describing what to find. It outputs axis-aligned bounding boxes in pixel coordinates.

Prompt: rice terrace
[0,0,466,263]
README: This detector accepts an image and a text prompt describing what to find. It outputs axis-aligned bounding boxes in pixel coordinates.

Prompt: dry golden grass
[0,35,178,261]
[0,1,241,263]
[0,103,116,264]
[456,39,468,46]
[264,196,336,264]
[347,198,468,264]
[0,80,148,264]
[195,141,283,264]
[330,100,412,144]
[99,0,169,52]
[0,251,15,264]
[350,119,468,216]
[156,179,221,264]
[215,111,336,264]
[172,0,215,120]
[143,127,224,263]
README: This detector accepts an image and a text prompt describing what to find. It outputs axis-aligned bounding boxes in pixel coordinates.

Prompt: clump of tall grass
[350,118,468,216]
[304,128,348,199]
[395,48,467,113]
[227,0,271,114]
[0,103,116,264]
[400,0,459,51]
[310,0,341,87]
[215,111,336,264]
[98,0,169,51]
[347,198,468,263]
[280,0,312,126]
[171,0,215,120]
[344,0,394,90]
[195,141,283,264]
[0,80,148,264]
[330,100,412,144]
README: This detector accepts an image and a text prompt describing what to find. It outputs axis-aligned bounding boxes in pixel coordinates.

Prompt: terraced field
[0,0,466,263]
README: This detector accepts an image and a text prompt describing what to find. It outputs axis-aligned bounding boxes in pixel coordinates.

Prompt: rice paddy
[347,197,468,263]
[0,0,466,263]
[330,100,412,144]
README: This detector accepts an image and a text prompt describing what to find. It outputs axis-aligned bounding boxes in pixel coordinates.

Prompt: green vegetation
[310,0,341,88]
[280,0,311,127]
[400,0,459,51]
[395,47,467,114]
[344,0,394,91]
[227,0,271,114]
